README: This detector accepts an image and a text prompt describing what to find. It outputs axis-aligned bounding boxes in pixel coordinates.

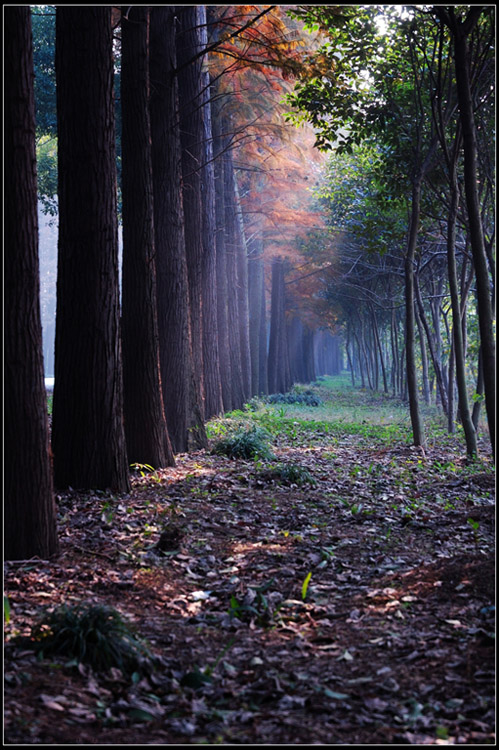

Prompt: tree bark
[149,6,206,452]
[268,257,291,394]
[4,6,59,559]
[199,5,223,419]
[405,176,426,446]
[121,6,175,468]
[176,5,206,421]
[53,6,130,491]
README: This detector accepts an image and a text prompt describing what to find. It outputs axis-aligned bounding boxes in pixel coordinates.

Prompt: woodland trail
[4,376,495,745]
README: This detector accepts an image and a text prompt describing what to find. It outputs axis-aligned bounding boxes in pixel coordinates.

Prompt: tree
[149,6,207,453]
[268,256,292,393]
[4,6,59,559]
[120,5,175,468]
[177,5,207,421]
[432,6,495,456]
[52,7,130,491]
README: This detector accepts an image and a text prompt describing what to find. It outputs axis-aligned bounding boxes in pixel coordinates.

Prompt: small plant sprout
[301,572,312,601]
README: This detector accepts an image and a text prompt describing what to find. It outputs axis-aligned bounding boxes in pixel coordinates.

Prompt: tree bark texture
[199,5,223,419]
[53,6,130,491]
[405,178,426,446]
[176,5,206,421]
[150,6,204,453]
[4,6,59,559]
[121,5,175,468]
[211,90,233,412]
[223,128,246,409]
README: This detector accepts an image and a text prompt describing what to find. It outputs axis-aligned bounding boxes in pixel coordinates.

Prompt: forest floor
[4,376,496,745]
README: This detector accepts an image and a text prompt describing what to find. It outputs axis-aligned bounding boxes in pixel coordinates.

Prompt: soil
[4,403,495,745]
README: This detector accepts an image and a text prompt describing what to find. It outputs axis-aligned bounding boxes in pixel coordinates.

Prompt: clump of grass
[264,462,317,486]
[266,391,323,407]
[20,603,151,675]
[211,425,275,460]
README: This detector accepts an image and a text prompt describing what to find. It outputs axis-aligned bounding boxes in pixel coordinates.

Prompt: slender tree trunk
[268,257,291,393]
[234,174,252,401]
[471,345,484,431]
[258,265,269,395]
[211,95,233,412]
[405,177,425,446]
[176,5,206,421]
[442,7,495,455]
[121,6,174,468]
[53,7,130,491]
[5,6,59,559]
[248,243,264,396]
[415,278,449,416]
[446,141,477,455]
[150,6,206,452]
[199,5,223,419]
[223,130,246,408]
[414,301,430,405]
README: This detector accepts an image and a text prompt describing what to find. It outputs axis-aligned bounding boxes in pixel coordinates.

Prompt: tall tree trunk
[234,174,252,401]
[268,257,291,394]
[5,6,59,559]
[121,6,174,468]
[258,265,269,395]
[176,5,206,421]
[199,5,223,419]
[211,104,233,412]
[405,176,425,447]
[149,7,206,452]
[446,140,477,456]
[248,241,264,396]
[223,127,246,408]
[414,301,430,404]
[439,7,495,455]
[53,7,130,491]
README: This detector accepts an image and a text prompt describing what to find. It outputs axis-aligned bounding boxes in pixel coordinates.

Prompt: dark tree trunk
[176,5,206,421]
[234,176,252,401]
[212,105,233,412]
[149,7,206,452]
[451,11,495,455]
[223,129,246,409]
[52,7,130,491]
[446,140,477,456]
[248,241,264,396]
[199,5,223,419]
[121,6,175,468]
[404,176,425,446]
[268,257,291,394]
[4,6,59,559]
[258,265,269,395]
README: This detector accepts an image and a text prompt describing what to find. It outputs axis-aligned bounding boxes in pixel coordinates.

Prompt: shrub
[264,462,317,486]
[266,391,323,407]
[22,603,151,674]
[211,425,275,460]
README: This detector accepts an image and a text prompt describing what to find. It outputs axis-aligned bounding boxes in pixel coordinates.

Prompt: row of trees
[286,5,495,459]
[5,6,334,560]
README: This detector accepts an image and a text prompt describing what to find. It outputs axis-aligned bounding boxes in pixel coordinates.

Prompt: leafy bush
[266,391,323,407]
[22,603,151,674]
[263,462,317,486]
[211,425,275,460]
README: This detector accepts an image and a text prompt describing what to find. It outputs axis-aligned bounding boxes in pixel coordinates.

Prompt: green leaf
[302,572,312,601]
[4,595,10,625]
[323,687,350,700]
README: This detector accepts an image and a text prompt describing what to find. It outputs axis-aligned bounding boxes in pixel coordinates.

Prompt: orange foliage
[208,6,331,329]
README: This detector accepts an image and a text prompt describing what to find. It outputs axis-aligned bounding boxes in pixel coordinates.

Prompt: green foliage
[266,391,323,407]
[228,579,281,626]
[36,135,58,216]
[211,425,275,461]
[264,462,317,487]
[22,603,151,675]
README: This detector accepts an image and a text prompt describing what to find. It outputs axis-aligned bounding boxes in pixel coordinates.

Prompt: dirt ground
[4,416,495,745]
